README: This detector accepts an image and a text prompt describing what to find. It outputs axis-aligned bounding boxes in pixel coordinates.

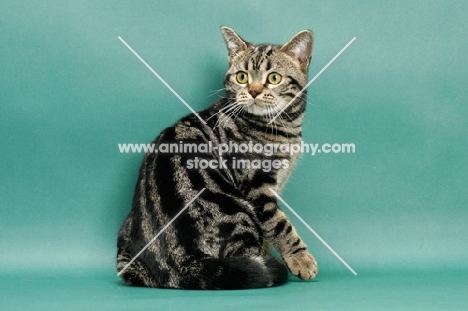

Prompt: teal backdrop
[1,1,467,310]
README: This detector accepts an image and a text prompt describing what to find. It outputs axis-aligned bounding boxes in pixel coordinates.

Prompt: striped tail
[118,255,288,290]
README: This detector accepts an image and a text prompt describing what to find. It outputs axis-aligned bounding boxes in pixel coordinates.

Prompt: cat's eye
[267,72,282,85]
[236,71,248,84]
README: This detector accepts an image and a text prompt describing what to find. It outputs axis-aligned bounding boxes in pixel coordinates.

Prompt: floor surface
[1,270,467,310]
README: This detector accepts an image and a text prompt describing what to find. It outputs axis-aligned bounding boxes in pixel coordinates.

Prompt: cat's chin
[244,101,287,117]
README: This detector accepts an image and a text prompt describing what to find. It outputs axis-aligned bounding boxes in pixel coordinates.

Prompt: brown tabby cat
[117,26,317,289]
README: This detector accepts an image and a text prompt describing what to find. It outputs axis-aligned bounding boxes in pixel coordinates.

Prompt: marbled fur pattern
[117,26,317,289]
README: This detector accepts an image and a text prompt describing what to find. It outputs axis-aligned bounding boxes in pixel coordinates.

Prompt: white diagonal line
[118,36,206,124]
[269,188,357,276]
[269,36,356,124]
[117,188,206,276]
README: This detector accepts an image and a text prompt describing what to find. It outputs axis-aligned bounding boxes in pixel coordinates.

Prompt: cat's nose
[248,83,263,98]
[249,90,260,98]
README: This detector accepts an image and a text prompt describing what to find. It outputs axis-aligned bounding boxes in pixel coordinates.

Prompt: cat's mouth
[245,99,284,116]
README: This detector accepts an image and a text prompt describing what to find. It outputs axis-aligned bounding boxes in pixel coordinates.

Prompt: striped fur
[117,27,317,289]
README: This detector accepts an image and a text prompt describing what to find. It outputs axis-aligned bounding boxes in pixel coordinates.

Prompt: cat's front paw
[284,251,318,280]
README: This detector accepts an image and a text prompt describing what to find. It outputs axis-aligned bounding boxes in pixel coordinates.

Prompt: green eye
[236,71,248,84]
[267,72,282,85]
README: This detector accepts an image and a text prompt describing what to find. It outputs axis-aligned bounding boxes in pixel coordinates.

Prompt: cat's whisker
[214,103,244,130]
[206,88,226,98]
[217,103,243,127]
[264,107,271,134]
[217,114,234,130]
[306,98,320,108]
[231,105,244,122]
[266,105,277,137]
[213,113,229,129]
[277,114,289,139]
[267,106,274,136]
[271,106,279,138]
[287,93,309,110]
[206,101,239,122]
[282,110,293,121]
[224,102,244,115]
[213,108,230,129]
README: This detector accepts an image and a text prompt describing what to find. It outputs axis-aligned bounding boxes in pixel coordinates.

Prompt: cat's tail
[187,255,288,289]
[118,254,288,289]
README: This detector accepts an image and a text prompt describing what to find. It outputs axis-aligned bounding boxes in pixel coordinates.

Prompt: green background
[1,0,467,309]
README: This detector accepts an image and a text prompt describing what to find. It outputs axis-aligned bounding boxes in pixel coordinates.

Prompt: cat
[117,26,318,289]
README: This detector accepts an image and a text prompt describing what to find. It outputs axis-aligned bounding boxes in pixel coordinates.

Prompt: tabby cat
[117,26,318,289]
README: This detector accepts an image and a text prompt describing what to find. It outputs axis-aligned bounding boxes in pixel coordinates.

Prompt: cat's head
[221,26,313,117]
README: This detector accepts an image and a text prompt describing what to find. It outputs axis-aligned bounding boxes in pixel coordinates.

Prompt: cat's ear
[220,26,249,64]
[280,30,314,72]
